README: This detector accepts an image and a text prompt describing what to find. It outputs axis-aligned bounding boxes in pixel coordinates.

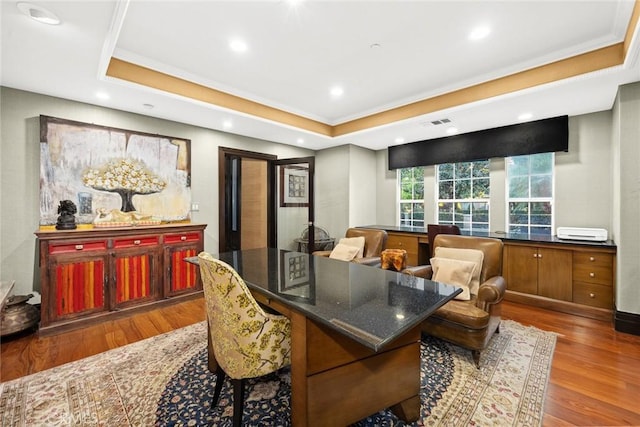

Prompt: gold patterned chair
[198,252,291,427]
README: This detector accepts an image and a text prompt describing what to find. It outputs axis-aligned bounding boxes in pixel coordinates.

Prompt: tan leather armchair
[403,234,505,367]
[313,227,388,266]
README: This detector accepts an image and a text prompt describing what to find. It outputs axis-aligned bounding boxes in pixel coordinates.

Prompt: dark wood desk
[193,248,460,426]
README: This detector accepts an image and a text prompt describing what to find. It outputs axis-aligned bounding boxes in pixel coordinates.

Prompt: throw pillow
[338,236,366,258]
[430,257,477,300]
[433,247,484,296]
[329,243,361,261]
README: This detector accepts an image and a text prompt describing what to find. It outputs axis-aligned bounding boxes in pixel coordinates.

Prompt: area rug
[0,319,556,426]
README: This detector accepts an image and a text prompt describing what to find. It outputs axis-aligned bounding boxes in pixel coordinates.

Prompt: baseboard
[504,290,613,322]
[614,309,640,336]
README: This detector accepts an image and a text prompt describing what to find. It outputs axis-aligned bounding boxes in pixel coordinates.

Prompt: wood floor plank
[1,297,639,426]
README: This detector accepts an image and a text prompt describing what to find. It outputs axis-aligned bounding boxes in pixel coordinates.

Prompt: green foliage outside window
[399,167,425,227]
[437,160,490,232]
[506,153,554,235]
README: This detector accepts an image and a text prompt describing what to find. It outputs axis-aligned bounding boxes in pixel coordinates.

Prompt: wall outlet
[191,203,199,212]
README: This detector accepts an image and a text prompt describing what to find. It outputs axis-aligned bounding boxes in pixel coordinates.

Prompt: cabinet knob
[589,293,596,298]
[133,240,141,245]
[589,272,595,278]
[589,256,595,262]
[75,244,84,250]
[533,253,538,258]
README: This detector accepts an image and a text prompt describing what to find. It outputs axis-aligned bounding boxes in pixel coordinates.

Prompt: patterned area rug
[0,320,556,426]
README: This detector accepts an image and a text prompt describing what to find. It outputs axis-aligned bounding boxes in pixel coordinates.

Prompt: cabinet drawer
[572,263,612,285]
[113,236,159,248]
[165,232,201,244]
[49,240,108,254]
[573,252,613,268]
[573,281,613,309]
[386,234,418,252]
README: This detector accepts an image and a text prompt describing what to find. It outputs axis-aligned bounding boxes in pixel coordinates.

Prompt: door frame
[218,147,277,252]
[273,156,315,252]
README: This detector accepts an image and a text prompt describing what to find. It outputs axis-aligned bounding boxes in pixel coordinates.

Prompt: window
[436,160,490,232]
[399,167,424,227]
[506,153,554,235]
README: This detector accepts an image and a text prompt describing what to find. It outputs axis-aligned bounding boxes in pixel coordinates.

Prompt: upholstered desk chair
[313,227,388,266]
[403,234,505,367]
[427,223,461,259]
[198,252,291,427]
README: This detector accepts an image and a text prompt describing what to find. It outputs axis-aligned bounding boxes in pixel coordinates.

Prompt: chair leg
[212,364,226,407]
[472,350,481,368]
[232,378,245,427]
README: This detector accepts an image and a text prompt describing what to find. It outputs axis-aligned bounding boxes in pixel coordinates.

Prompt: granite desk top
[192,248,461,351]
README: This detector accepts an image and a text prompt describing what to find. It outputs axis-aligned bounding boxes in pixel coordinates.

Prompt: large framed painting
[39,115,191,226]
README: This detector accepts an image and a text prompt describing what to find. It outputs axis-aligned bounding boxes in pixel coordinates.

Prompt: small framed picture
[280,165,309,207]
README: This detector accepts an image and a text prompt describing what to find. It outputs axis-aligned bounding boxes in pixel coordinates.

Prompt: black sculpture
[55,200,77,230]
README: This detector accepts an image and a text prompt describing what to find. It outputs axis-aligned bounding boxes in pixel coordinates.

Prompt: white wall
[0,87,313,296]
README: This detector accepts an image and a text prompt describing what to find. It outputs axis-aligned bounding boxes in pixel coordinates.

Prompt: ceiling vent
[421,118,452,127]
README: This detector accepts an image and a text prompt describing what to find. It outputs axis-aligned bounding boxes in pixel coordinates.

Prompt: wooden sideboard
[361,225,617,321]
[503,240,616,321]
[35,223,206,334]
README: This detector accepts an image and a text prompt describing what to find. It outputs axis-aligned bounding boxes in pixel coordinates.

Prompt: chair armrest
[352,256,381,266]
[312,250,331,257]
[476,276,506,310]
[401,265,433,279]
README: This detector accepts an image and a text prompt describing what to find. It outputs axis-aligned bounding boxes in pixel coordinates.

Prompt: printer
[556,227,608,242]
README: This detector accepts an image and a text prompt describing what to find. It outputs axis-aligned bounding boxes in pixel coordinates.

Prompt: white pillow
[329,243,361,261]
[430,257,477,300]
[433,247,484,296]
[338,236,365,258]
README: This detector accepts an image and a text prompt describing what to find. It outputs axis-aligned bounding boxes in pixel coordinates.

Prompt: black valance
[388,115,568,170]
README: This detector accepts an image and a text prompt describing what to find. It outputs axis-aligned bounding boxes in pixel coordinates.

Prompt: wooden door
[504,244,539,294]
[218,147,277,252]
[537,247,573,301]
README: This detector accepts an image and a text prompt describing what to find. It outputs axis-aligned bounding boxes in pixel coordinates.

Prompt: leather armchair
[313,227,388,266]
[403,234,505,368]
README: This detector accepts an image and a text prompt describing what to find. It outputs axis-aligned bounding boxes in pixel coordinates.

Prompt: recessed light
[446,127,459,135]
[469,26,490,41]
[296,138,304,145]
[518,113,533,121]
[17,2,60,25]
[96,92,109,100]
[223,120,233,129]
[394,137,405,144]
[370,43,381,49]
[330,86,344,98]
[142,103,154,110]
[229,39,248,53]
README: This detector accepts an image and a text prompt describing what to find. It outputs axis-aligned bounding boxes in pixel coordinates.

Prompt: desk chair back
[198,252,291,426]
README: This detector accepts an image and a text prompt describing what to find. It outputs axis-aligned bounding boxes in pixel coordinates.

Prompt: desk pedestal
[208,309,421,426]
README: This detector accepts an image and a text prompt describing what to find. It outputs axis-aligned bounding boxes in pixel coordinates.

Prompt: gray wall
[374,111,614,234]
[612,82,640,314]
[373,109,637,316]
[2,85,636,318]
[0,87,313,297]
[314,144,377,240]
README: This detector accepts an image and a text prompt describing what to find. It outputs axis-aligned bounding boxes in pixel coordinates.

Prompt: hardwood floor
[1,298,639,426]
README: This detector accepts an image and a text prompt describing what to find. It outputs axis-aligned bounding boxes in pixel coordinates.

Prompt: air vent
[421,118,452,126]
